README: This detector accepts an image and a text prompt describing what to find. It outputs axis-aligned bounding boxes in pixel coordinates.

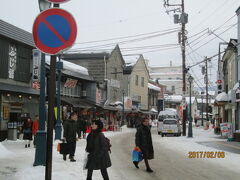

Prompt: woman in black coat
[85,120,111,180]
[134,117,154,172]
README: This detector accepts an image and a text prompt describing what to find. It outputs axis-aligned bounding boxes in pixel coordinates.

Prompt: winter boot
[63,154,67,161]
[146,168,154,173]
[28,144,30,148]
[70,156,76,162]
[25,144,27,148]
[133,161,139,169]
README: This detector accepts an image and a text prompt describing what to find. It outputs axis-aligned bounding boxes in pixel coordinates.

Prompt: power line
[187,23,237,56]
[190,0,231,30]
[73,28,179,45]
[187,14,236,48]
[69,29,179,51]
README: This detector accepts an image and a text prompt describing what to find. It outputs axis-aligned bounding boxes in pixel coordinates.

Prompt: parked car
[161,118,181,137]
[157,109,178,135]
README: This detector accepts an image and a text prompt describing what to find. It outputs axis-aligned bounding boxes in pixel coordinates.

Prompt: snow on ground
[0,126,132,180]
[0,142,12,158]
[1,125,240,179]
[152,126,240,174]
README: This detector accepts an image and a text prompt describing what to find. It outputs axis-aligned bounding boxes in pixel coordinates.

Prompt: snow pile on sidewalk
[152,126,240,174]
[0,142,12,158]
[8,130,126,180]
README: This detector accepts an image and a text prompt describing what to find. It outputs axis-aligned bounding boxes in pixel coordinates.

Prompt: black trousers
[67,141,76,157]
[87,169,109,180]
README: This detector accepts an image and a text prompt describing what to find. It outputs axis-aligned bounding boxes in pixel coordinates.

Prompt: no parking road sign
[33,8,77,55]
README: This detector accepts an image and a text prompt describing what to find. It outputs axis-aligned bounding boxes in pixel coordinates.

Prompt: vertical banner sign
[32,49,41,89]
[32,49,41,81]
[8,44,17,79]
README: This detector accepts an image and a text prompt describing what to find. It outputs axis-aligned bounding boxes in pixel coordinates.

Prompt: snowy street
[1,126,240,180]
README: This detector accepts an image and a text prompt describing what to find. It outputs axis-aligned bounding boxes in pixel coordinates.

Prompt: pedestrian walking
[23,117,33,148]
[148,116,152,129]
[32,115,39,148]
[78,118,87,139]
[63,112,80,162]
[85,120,111,180]
[134,117,154,172]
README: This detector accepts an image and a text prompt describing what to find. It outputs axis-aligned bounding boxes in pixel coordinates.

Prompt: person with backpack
[85,120,111,180]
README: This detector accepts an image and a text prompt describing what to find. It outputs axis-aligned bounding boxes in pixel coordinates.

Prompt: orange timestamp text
[188,151,225,158]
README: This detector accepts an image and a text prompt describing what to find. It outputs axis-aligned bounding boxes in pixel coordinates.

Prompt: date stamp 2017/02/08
[188,151,225,158]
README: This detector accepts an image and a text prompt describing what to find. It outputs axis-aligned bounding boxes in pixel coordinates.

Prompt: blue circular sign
[33,8,77,55]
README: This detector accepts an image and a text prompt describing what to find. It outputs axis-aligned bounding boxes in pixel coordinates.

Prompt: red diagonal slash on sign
[42,19,66,44]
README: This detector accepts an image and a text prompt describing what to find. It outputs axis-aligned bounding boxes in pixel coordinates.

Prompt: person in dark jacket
[134,117,154,172]
[23,117,33,148]
[85,120,111,180]
[63,112,80,162]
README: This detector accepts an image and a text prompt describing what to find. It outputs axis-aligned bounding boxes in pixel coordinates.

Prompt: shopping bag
[132,150,143,162]
[57,143,60,152]
[59,142,69,155]
[83,152,89,170]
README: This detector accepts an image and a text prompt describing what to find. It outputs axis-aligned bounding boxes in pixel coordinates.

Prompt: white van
[161,118,181,137]
[157,109,178,135]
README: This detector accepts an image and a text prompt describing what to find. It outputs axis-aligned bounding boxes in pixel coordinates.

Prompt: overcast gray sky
[0,0,239,89]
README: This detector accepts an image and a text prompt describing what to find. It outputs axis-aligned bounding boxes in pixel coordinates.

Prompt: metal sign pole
[45,55,56,180]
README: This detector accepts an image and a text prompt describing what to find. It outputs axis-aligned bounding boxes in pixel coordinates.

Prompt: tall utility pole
[163,0,188,136]
[205,57,209,122]
[181,0,187,136]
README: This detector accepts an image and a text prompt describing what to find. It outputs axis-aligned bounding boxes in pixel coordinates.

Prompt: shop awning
[215,92,228,102]
[0,82,39,95]
[61,96,95,108]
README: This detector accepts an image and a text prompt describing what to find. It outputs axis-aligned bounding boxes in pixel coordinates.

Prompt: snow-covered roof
[148,83,160,91]
[197,91,216,96]
[150,72,182,75]
[159,109,177,116]
[233,82,239,90]
[45,56,91,78]
[164,95,182,102]
[150,108,158,113]
[215,92,228,102]
[185,97,196,104]
[158,79,182,82]
[196,98,215,104]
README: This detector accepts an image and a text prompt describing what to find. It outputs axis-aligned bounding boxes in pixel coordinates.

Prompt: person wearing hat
[85,120,111,180]
[63,112,80,162]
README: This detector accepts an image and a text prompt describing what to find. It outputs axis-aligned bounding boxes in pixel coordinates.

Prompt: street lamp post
[201,93,204,126]
[34,52,47,166]
[33,0,52,167]
[188,75,194,138]
[55,59,63,140]
[122,90,125,126]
